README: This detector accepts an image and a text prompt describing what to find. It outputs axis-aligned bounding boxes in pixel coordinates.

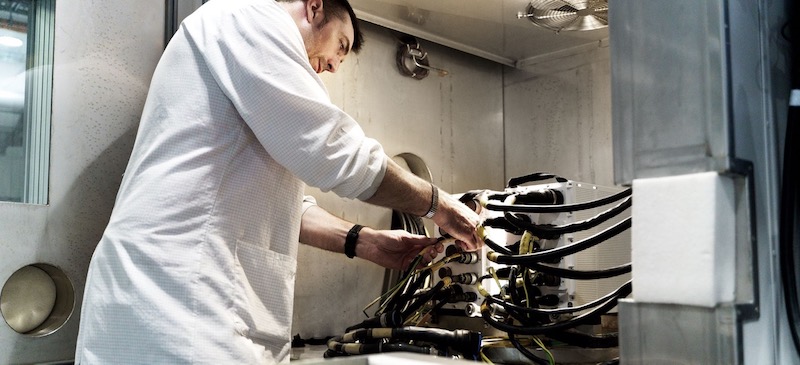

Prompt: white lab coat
[75,0,387,363]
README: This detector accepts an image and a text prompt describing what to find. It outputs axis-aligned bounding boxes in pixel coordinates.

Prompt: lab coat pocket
[233,239,298,353]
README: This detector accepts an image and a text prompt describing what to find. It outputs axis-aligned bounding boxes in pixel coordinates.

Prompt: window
[0,0,54,204]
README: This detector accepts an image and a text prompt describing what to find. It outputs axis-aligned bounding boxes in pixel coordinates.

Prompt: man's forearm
[364,158,433,217]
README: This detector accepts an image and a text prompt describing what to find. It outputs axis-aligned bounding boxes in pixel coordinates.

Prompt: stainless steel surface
[0,264,75,338]
[0,0,164,362]
[482,345,618,365]
[610,0,731,185]
[349,0,609,67]
[618,300,739,365]
[520,0,608,32]
[611,0,794,363]
[1,266,56,334]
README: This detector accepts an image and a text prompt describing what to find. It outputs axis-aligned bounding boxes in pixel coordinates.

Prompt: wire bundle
[329,173,632,364]
[325,249,484,359]
[473,173,632,364]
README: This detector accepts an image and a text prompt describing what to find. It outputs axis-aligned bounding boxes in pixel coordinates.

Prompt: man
[75,0,482,363]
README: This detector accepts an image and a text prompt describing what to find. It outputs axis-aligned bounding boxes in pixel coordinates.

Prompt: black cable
[506,266,521,305]
[481,282,632,335]
[507,172,568,188]
[525,262,631,280]
[327,337,443,356]
[345,311,403,333]
[483,216,524,235]
[505,196,631,236]
[490,217,631,264]
[486,281,632,316]
[485,236,515,255]
[486,188,632,213]
[507,333,550,365]
[330,327,481,358]
[401,280,444,319]
[393,270,432,313]
[546,328,619,348]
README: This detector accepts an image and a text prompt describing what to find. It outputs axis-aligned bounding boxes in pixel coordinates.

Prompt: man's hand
[432,190,483,252]
[356,228,444,270]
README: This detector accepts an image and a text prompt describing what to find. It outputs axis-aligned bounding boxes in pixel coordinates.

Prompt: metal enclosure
[611,0,732,185]
[611,0,793,363]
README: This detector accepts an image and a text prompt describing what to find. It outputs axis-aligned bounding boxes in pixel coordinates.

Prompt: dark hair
[321,0,364,53]
[277,0,364,53]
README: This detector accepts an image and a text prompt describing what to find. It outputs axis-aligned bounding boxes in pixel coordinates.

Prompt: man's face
[306,12,354,74]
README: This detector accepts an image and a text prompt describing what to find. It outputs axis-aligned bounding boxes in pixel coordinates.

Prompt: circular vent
[523,0,608,32]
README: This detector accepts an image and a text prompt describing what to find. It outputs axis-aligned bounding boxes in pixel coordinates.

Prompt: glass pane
[0,0,54,204]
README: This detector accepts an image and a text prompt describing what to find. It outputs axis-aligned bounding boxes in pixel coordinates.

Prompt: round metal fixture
[519,0,608,32]
[1,264,75,336]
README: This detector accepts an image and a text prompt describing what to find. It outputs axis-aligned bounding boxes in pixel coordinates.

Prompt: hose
[485,281,632,316]
[507,333,551,365]
[485,188,632,213]
[546,329,619,348]
[507,172,568,188]
[481,281,632,335]
[328,327,482,358]
[524,262,631,280]
[488,217,631,264]
[401,280,444,319]
[505,196,631,236]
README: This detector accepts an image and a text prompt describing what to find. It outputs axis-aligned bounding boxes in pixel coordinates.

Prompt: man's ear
[305,0,324,25]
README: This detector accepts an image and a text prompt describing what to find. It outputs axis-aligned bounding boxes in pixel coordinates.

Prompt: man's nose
[326,56,342,73]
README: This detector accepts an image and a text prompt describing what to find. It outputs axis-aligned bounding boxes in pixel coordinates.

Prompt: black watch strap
[344,224,364,259]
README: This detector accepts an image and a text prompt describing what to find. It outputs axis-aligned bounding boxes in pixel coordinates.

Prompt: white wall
[0,1,163,363]
[504,45,614,187]
[292,22,505,338]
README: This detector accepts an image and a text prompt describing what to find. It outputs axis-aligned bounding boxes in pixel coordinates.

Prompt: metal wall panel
[503,45,614,188]
[0,1,163,363]
[610,0,731,185]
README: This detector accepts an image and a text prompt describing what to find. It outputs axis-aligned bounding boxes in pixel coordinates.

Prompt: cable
[481,282,632,335]
[485,188,631,213]
[327,327,482,358]
[546,329,619,349]
[401,280,444,320]
[508,333,551,365]
[486,281,632,316]
[507,172,568,188]
[505,196,631,236]
[525,262,631,280]
[488,217,631,264]
[484,236,515,255]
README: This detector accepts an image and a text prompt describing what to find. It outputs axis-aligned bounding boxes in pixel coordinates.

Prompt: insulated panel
[0,1,163,363]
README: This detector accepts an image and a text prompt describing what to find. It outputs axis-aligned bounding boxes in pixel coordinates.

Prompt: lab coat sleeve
[301,195,317,214]
[189,2,386,200]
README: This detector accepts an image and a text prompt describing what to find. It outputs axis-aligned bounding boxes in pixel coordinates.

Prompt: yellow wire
[533,336,555,365]
[479,348,495,364]
[487,267,503,292]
